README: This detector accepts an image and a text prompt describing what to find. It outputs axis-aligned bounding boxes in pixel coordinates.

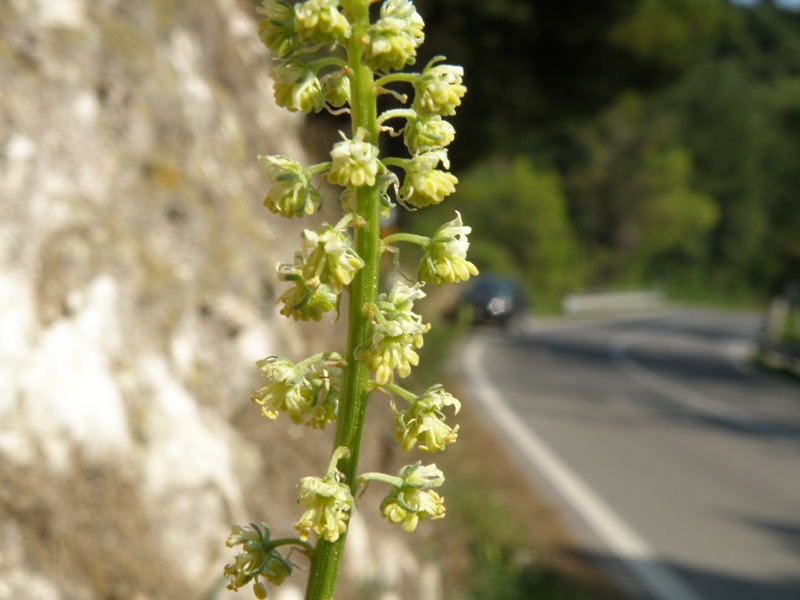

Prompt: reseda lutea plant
[223,0,475,597]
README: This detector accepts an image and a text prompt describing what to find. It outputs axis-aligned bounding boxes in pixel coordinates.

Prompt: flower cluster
[294,470,353,543]
[251,354,342,429]
[273,216,362,322]
[419,211,479,285]
[223,523,308,598]
[380,463,446,532]
[257,0,350,115]
[393,384,461,453]
[358,283,430,385]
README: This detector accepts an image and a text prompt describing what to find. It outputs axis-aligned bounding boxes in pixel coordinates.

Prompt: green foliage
[414,0,703,167]
[609,0,730,72]
[448,476,589,600]
[453,157,583,312]
[626,146,719,281]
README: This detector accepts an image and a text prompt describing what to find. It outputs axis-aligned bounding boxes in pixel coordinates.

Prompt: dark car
[453,275,528,328]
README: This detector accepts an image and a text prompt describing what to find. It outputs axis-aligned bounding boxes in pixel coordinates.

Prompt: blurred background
[406,0,800,315]
[1,0,798,599]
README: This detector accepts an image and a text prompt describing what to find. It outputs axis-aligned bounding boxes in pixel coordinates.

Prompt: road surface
[461,309,800,600]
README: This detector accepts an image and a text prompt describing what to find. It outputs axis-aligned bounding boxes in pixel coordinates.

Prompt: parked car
[452,274,528,328]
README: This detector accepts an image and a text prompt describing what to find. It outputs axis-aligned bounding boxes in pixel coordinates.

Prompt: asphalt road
[460,309,800,600]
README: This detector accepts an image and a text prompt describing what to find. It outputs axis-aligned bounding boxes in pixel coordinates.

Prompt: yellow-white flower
[251,357,311,424]
[223,523,295,596]
[394,384,461,453]
[294,0,350,45]
[257,0,302,58]
[327,131,380,188]
[359,283,430,385]
[413,59,466,117]
[363,0,425,73]
[294,475,353,542]
[258,155,322,218]
[418,211,479,285]
[302,222,365,292]
[380,462,445,532]
[399,149,457,208]
[250,355,341,428]
[403,114,456,153]
[272,61,325,113]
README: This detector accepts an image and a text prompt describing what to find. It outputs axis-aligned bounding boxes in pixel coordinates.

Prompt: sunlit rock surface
[0,0,307,596]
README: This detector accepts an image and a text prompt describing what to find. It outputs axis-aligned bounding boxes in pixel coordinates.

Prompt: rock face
[0,0,312,597]
[0,1,444,599]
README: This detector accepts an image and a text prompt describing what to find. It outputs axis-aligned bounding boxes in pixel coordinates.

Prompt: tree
[448,157,583,310]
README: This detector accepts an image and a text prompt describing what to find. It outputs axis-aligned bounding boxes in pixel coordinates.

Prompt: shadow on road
[562,545,800,600]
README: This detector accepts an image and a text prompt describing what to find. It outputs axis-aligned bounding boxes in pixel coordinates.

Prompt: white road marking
[464,335,706,600]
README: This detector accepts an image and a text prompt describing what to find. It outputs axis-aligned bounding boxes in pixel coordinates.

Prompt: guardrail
[562,290,665,315]
[757,338,800,377]
[757,288,800,378]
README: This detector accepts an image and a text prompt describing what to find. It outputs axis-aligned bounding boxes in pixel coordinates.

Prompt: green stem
[375,71,419,89]
[303,2,380,598]
[378,381,419,403]
[306,161,333,176]
[267,538,316,555]
[355,472,404,488]
[381,232,430,248]
[376,108,417,127]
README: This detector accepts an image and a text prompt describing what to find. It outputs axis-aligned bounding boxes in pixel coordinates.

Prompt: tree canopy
[407,0,800,305]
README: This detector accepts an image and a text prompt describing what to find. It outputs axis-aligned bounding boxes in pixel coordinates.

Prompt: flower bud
[277,280,337,322]
[321,69,351,108]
